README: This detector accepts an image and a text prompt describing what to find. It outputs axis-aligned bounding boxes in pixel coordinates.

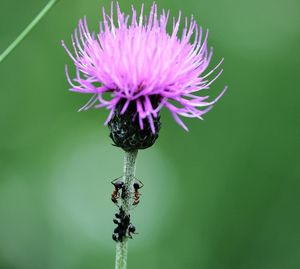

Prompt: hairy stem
[115,150,138,269]
[0,0,60,63]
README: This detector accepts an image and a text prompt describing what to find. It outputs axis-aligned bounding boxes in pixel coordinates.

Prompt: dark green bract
[108,99,161,152]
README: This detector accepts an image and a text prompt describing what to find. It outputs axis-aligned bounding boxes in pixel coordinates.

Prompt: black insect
[111,178,126,204]
[132,178,144,206]
[128,224,137,239]
[112,207,137,242]
[112,234,118,241]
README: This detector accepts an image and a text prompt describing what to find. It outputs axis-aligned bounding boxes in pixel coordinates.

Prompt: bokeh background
[1,0,300,268]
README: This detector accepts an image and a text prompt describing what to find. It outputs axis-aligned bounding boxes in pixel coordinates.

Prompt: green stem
[115,150,138,269]
[0,0,60,63]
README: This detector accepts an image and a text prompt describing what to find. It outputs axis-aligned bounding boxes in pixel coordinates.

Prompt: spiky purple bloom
[62,2,226,133]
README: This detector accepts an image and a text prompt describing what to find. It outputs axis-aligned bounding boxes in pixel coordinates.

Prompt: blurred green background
[1,0,300,268]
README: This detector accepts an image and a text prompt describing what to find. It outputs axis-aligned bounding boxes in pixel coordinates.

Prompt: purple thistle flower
[62,2,227,133]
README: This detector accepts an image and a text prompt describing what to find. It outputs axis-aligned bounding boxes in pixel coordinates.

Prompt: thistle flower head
[62,2,227,133]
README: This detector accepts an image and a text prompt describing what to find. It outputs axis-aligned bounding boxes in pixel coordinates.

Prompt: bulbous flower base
[108,99,161,152]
